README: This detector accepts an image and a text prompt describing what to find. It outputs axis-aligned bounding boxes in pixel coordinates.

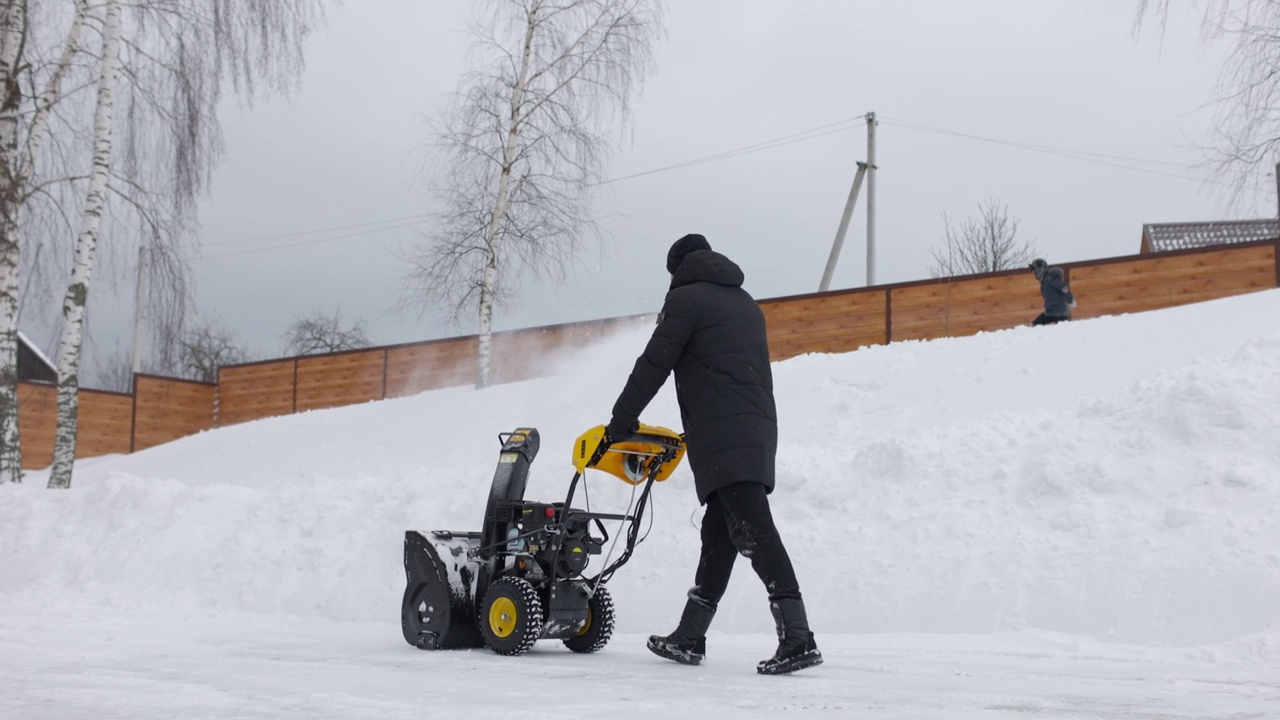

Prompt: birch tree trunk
[0,212,18,485]
[48,0,122,490]
[0,0,27,483]
[476,0,539,389]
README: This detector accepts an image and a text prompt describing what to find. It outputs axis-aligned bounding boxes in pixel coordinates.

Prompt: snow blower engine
[401,424,685,656]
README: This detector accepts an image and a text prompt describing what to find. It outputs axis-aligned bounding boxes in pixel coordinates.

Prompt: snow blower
[401,424,685,656]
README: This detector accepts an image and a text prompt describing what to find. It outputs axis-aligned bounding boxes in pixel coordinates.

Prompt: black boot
[647,593,716,665]
[757,598,822,675]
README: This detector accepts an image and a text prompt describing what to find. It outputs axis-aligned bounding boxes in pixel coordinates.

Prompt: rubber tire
[562,585,615,654]
[479,577,543,656]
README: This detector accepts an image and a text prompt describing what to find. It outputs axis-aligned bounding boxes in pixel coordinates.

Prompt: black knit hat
[667,233,711,274]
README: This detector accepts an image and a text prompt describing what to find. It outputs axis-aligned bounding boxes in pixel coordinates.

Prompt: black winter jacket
[610,249,777,504]
[1039,267,1076,318]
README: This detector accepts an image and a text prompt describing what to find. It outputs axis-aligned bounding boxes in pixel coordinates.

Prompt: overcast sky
[74,0,1243,371]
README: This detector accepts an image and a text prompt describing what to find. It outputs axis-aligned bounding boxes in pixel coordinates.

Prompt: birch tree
[0,0,93,483]
[401,0,663,388]
[928,198,1038,278]
[47,0,122,489]
[44,0,329,489]
[1137,1,1280,204]
[0,0,32,483]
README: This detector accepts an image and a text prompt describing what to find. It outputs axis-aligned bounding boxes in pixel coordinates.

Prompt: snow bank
[3,291,1278,646]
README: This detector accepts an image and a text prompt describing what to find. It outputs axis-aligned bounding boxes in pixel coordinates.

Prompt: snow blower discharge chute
[401,425,685,656]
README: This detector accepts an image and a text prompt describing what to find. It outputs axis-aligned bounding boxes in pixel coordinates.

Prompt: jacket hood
[1041,266,1064,282]
[670,249,744,290]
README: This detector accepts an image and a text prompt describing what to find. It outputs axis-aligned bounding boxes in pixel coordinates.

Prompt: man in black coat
[606,233,821,675]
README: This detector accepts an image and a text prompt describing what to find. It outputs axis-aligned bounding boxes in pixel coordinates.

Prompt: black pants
[691,482,801,606]
[1032,312,1069,326]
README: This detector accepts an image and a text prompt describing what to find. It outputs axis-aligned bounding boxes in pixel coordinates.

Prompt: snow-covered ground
[3,289,1279,719]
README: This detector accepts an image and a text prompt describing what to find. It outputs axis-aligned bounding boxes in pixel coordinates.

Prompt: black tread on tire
[562,585,616,654]
[480,576,544,655]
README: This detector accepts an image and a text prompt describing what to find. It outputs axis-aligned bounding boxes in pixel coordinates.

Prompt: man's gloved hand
[605,418,636,443]
[1068,300,1078,309]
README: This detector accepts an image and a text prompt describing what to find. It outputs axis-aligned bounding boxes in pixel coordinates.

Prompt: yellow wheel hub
[576,607,593,637]
[488,597,518,638]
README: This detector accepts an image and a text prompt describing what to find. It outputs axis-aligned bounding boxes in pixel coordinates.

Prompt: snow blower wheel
[480,576,543,655]
[401,425,684,657]
[562,585,615,654]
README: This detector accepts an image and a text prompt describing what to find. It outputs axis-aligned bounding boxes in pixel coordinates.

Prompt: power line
[202,219,425,259]
[198,112,1219,258]
[593,115,868,186]
[596,112,1219,189]
[199,115,874,255]
[878,116,1191,167]
[876,115,1227,187]
[203,212,432,247]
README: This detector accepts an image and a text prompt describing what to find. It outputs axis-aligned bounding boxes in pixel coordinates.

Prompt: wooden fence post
[129,375,137,452]
[884,288,893,344]
[381,348,389,400]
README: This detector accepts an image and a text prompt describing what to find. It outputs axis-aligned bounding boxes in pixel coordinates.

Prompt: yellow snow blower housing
[572,423,685,484]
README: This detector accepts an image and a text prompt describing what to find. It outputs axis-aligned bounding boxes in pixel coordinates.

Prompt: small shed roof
[17,331,57,383]
[1142,219,1280,253]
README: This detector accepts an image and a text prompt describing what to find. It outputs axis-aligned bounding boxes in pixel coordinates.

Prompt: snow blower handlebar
[571,423,686,485]
[562,424,686,585]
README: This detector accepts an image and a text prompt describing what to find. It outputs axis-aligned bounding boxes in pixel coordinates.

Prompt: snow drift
[2,289,1278,650]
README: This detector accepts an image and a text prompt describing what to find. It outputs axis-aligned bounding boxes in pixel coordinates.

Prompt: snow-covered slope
[3,289,1279,652]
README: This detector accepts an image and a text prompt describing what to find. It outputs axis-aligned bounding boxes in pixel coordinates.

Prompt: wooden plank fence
[132,375,216,452]
[13,237,1280,468]
[216,360,295,428]
[17,382,134,469]
[1071,244,1277,319]
[385,338,475,399]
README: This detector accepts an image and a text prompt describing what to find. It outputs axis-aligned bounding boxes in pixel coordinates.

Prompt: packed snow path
[3,611,1276,719]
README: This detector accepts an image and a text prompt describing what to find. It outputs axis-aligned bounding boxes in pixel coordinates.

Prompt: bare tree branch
[281,308,371,356]
[1137,0,1280,210]
[928,198,1039,278]
[173,314,248,382]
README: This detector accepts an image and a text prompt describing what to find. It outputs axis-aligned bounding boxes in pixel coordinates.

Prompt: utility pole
[865,111,877,287]
[819,162,868,292]
[817,110,879,292]
[130,244,148,383]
